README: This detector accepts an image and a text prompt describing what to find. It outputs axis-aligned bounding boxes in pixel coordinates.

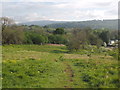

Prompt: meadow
[2,45,119,88]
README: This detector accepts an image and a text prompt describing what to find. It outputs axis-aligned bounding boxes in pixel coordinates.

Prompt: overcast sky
[1,0,119,23]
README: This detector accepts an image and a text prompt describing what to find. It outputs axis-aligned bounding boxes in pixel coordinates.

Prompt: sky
[1,0,119,23]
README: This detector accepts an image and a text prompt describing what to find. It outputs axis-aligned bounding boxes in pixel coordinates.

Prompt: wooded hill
[21,19,118,30]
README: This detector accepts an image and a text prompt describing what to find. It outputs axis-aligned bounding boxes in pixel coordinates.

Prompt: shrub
[48,35,67,44]
[24,32,48,45]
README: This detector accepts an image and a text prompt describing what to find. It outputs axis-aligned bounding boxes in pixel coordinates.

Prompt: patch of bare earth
[47,44,65,46]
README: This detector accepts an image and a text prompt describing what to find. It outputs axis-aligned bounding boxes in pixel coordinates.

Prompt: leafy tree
[24,32,33,44]
[48,35,56,44]
[53,28,65,35]
[109,30,118,40]
[48,35,67,44]
[99,30,110,44]
[31,34,45,45]
[24,32,48,45]
[88,32,103,47]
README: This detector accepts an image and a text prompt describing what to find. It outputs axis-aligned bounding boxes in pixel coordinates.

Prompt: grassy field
[2,45,119,88]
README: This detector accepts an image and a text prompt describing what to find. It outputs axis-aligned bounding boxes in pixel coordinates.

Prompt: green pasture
[2,45,119,88]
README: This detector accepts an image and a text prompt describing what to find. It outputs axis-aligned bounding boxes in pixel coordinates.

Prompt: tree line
[0,17,118,51]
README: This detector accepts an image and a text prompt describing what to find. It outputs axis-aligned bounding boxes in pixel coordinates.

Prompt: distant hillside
[20,19,118,30]
[20,20,67,26]
[47,19,118,30]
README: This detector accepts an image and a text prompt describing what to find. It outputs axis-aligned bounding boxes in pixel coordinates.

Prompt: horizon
[17,18,117,25]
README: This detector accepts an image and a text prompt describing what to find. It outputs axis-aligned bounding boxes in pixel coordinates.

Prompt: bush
[48,35,67,44]
[24,32,48,45]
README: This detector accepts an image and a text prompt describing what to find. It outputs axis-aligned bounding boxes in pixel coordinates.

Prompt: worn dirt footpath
[63,61,74,88]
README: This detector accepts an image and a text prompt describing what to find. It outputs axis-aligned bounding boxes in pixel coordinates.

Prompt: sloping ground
[2,45,119,88]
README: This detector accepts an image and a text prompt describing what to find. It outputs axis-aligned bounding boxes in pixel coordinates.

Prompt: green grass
[2,45,119,88]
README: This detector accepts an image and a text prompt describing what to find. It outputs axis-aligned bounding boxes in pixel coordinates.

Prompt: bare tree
[0,17,14,31]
